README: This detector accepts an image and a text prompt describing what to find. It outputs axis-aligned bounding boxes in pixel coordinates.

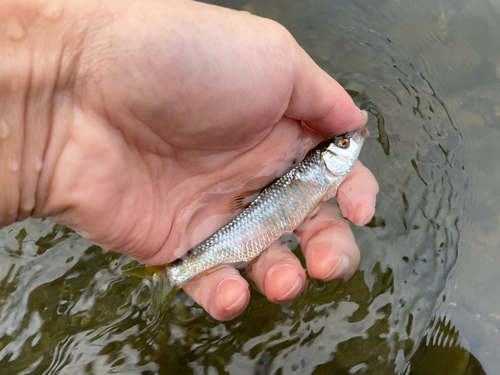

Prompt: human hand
[3,0,378,320]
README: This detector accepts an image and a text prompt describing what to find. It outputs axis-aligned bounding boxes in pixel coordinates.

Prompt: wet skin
[1,0,378,320]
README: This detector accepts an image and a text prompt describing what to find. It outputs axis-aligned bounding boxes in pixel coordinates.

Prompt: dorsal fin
[227,156,305,213]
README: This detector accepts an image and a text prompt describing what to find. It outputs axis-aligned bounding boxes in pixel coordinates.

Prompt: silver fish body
[163,127,366,286]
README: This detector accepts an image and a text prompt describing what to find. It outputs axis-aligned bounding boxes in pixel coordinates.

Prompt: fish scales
[163,128,366,286]
[165,152,328,285]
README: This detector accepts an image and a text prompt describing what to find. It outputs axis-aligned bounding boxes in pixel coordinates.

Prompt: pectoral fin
[228,189,262,211]
[309,185,337,217]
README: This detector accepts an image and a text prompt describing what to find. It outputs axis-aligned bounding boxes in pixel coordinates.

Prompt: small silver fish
[162,126,367,286]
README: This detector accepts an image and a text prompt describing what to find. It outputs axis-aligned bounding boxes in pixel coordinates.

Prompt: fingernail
[276,277,303,301]
[216,277,249,316]
[324,255,350,281]
[225,293,247,313]
[268,265,304,302]
[353,109,368,128]
[356,207,376,226]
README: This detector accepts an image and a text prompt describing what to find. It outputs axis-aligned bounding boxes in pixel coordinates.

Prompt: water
[0,0,498,373]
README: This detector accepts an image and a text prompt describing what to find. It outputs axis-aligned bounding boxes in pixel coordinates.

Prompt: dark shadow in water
[406,317,486,375]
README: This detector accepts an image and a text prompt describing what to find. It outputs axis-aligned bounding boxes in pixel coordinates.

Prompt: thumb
[284,44,367,135]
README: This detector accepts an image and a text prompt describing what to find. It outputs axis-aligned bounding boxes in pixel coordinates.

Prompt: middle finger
[245,241,307,304]
[294,200,360,282]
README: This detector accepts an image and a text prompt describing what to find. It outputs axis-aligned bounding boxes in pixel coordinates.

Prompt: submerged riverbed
[1,0,499,373]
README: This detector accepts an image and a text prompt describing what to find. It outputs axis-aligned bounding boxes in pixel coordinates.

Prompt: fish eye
[337,139,350,148]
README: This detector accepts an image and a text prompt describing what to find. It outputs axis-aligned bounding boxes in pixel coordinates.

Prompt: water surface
[1,0,498,373]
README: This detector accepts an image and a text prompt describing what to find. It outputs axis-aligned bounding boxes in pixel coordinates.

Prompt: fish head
[321,126,367,175]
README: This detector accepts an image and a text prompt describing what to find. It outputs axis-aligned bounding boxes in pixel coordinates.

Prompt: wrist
[0,1,36,226]
[0,0,120,226]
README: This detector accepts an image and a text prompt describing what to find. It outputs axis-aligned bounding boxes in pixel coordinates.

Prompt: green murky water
[1,0,499,373]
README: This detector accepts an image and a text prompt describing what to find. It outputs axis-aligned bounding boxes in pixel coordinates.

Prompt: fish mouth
[343,125,368,140]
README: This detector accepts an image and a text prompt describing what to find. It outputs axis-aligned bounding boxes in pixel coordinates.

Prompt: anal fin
[229,261,248,270]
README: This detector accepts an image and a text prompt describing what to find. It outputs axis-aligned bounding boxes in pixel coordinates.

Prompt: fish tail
[148,274,180,314]
[122,264,180,313]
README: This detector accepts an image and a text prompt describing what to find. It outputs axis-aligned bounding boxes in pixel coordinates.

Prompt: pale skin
[0,0,379,320]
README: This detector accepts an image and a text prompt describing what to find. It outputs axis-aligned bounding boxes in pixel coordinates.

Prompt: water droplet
[39,0,63,21]
[35,159,43,172]
[8,153,19,172]
[22,196,35,212]
[7,19,26,42]
[0,119,10,139]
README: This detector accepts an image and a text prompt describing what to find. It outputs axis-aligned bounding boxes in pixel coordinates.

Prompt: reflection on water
[1,0,498,373]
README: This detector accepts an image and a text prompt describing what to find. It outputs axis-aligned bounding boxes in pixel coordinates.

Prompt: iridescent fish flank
[162,126,367,286]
